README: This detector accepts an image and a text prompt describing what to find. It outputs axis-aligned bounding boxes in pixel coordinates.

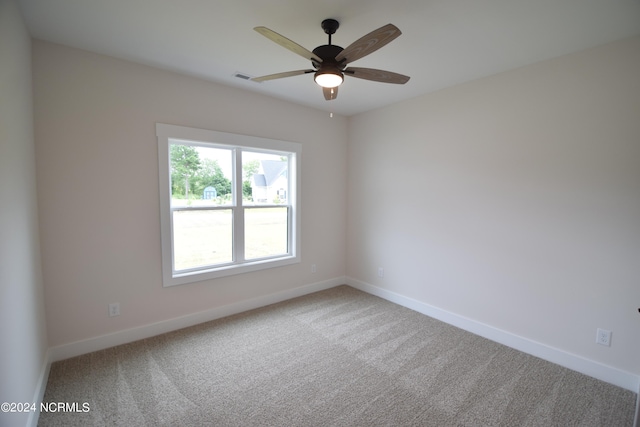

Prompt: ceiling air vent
[234,72,258,82]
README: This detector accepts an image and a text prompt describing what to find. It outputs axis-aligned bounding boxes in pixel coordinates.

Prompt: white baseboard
[634,382,640,427]
[346,277,640,393]
[49,277,345,363]
[26,348,51,427]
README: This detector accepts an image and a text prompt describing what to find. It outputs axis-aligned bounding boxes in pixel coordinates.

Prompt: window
[156,124,301,286]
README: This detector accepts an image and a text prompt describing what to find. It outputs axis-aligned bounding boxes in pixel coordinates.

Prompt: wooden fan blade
[335,24,401,64]
[345,67,410,84]
[254,27,322,63]
[323,86,338,101]
[251,69,314,82]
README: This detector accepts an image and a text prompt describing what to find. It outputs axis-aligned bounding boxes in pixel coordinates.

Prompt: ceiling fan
[251,19,410,101]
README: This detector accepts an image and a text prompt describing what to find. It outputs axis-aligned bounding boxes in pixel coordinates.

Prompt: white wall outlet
[311,264,317,273]
[378,267,384,278]
[596,328,611,346]
[108,302,120,317]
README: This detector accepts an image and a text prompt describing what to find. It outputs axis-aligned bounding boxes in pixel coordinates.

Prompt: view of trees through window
[169,144,287,206]
[170,144,232,205]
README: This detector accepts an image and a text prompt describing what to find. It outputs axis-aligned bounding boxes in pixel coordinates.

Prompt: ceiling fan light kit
[314,67,343,88]
[252,18,409,100]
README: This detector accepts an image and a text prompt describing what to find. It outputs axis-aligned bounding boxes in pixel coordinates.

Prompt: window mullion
[287,152,296,256]
[233,149,245,263]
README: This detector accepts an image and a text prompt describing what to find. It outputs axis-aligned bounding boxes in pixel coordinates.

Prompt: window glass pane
[170,142,233,208]
[245,207,288,260]
[243,151,288,205]
[173,209,232,270]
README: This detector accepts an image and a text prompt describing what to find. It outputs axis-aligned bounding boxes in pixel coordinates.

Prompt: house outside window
[251,159,289,203]
[156,123,301,286]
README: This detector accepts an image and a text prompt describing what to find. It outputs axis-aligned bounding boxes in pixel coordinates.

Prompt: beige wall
[0,0,48,425]
[347,35,640,375]
[33,40,348,347]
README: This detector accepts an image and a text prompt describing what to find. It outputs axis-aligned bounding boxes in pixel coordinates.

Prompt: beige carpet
[39,285,636,426]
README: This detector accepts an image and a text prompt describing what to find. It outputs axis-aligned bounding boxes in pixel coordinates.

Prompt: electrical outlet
[378,267,384,278]
[596,328,611,346]
[311,264,317,273]
[108,303,120,317]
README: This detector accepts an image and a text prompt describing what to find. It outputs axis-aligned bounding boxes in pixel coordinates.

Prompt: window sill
[163,255,300,287]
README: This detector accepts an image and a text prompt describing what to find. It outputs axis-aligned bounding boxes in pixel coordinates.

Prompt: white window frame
[156,123,301,287]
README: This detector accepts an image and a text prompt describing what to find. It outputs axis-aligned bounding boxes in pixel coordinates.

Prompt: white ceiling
[17,0,640,116]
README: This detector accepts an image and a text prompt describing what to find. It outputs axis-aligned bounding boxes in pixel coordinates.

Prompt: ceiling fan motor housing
[312,45,345,69]
[312,44,345,87]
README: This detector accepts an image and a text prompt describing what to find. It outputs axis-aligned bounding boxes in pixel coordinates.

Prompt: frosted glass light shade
[314,71,343,88]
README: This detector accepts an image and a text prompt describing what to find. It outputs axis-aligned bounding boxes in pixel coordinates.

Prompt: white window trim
[156,123,301,287]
